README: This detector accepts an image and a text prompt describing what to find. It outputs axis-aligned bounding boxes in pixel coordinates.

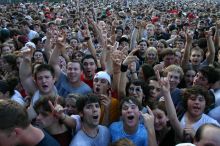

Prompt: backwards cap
[94,71,111,84]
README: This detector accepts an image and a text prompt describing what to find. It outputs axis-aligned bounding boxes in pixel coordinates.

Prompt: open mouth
[93,115,99,119]
[95,87,100,93]
[42,85,48,89]
[127,115,134,120]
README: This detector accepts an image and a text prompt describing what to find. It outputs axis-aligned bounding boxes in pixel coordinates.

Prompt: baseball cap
[94,71,111,84]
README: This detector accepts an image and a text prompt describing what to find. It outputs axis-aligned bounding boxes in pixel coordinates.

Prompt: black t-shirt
[36,130,60,146]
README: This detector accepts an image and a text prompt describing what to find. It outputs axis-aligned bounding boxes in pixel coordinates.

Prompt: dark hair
[125,79,149,100]
[0,99,30,131]
[198,66,219,84]
[161,48,175,59]
[76,93,100,113]
[150,101,167,115]
[32,49,48,63]
[0,77,18,96]
[34,64,55,80]
[141,64,156,81]
[2,54,17,71]
[182,86,211,110]
[119,96,142,112]
[81,54,98,67]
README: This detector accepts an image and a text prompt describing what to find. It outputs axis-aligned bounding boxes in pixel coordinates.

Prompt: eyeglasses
[129,87,142,93]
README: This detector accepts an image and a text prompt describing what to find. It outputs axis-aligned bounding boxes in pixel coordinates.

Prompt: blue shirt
[109,121,148,146]
[55,72,92,97]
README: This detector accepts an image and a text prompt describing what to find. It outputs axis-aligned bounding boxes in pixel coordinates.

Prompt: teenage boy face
[93,78,110,95]
[83,58,97,79]
[36,70,55,94]
[167,71,181,90]
[190,50,203,65]
[187,94,206,118]
[121,100,140,128]
[82,102,101,127]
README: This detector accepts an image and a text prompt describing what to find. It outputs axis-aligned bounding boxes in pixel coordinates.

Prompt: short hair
[34,64,55,80]
[0,99,30,131]
[190,47,204,56]
[194,123,220,142]
[160,48,175,59]
[182,86,211,110]
[198,66,219,84]
[68,60,83,70]
[125,79,149,99]
[163,64,184,80]
[34,96,56,114]
[81,54,98,67]
[76,93,100,113]
[2,54,17,70]
[119,96,142,112]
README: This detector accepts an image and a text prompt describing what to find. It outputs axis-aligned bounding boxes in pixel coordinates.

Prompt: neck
[82,123,99,138]
[70,80,82,87]
[123,124,138,135]
[20,125,44,146]
[185,112,202,125]
[46,121,68,135]
[40,89,55,97]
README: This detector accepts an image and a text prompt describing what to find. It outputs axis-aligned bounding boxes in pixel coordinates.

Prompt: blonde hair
[145,47,159,63]
[163,64,184,79]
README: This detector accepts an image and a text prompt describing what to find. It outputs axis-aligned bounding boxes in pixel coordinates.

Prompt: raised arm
[205,30,216,65]
[214,20,220,50]
[156,71,183,139]
[181,32,193,70]
[48,32,66,80]
[142,106,158,146]
[19,49,37,96]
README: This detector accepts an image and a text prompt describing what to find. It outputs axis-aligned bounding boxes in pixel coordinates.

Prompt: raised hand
[122,48,139,66]
[99,93,111,110]
[156,70,170,94]
[142,106,155,130]
[48,97,65,120]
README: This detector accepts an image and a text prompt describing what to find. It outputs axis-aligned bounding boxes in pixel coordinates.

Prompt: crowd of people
[0,0,220,146]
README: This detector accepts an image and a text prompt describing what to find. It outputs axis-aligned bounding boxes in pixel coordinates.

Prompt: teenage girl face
[184,70,196,87]
[153,108,168,131]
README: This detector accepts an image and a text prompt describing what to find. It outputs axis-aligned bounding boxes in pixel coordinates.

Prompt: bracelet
[84,37,90,41]
[121,64,128,72]
[61,114,66,122]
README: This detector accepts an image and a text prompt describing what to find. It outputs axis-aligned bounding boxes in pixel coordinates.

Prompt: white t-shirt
[180,113,220,131]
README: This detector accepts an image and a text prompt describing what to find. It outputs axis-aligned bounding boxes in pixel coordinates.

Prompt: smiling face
[187,94,206,118]
[167,71,181,91]
[153,108,168,131]
[67,62,82,84]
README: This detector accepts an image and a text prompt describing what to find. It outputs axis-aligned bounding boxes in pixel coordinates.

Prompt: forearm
[181,41,191,69]
[130,28,138,50]
[206,36,215,64]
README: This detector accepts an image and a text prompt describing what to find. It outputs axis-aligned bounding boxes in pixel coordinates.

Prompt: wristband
[121,64,128,72]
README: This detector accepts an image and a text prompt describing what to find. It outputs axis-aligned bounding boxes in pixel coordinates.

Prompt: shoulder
[37,130,60,146]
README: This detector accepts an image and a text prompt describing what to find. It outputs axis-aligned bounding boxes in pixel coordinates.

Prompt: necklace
[82,125,99,138]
